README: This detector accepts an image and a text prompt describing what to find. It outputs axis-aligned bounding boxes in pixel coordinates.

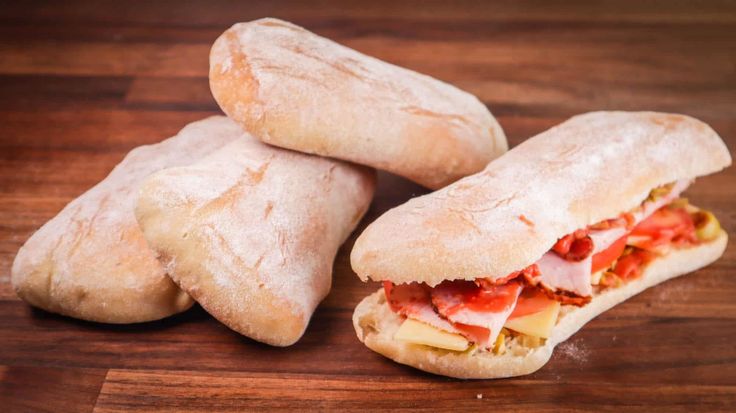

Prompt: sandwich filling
[385,181,723,353]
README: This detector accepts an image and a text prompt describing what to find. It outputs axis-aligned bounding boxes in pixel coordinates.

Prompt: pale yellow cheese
[503,301,561,339]
[394,318,470,351]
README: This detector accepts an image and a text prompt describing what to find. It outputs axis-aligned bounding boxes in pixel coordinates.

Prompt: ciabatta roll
[135,117,375,346]
[11,117,241,323]
[209,18,507,189]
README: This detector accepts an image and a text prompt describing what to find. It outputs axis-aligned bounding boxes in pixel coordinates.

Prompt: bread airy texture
[209,18,507,190]
[351,111,732,286]
[135,126,375,346]
[353,231,728,379]
[11,116,242,323]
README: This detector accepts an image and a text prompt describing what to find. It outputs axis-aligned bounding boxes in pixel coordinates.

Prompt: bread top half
[351,111,731,286]
[209,18,507,189]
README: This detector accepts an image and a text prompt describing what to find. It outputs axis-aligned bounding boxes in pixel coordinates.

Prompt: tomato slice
[630,206,696,250]
[612,254,641,279]
[612,249,654,280]
[591,235,628,273]
[509,288,555,319]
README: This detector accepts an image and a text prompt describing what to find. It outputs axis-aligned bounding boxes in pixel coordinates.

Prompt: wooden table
[1,1,735,411]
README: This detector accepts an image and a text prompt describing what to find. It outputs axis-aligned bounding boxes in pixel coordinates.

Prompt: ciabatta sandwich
[351,111,731,379]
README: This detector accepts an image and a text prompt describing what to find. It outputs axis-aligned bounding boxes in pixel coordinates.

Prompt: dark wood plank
[1,0,735,411]
[0,109,218,150]
[0,365,107,413]
[93,367,736,412]
[1,0,735,25]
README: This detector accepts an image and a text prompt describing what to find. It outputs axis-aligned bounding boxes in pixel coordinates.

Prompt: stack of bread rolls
[12,18,507,346]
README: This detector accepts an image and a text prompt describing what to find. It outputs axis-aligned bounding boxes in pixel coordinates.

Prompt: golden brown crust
[351,111,732,286]
[353,231,728,379]
[209,18,507,189]
[10,117,242,323]
[135,126,375,346]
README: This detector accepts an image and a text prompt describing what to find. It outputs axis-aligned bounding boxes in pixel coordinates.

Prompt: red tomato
[509,288,555,319]
[612,254,641,279]
[612,250,654,280]
[591,235,628,273]
[630,206,696,250]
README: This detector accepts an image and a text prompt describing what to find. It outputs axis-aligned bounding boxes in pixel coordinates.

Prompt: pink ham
[431,281,523,348]
[384,282,464,335]
[535,252,593,297]
[589,227,628,254]
[533,179,690,297]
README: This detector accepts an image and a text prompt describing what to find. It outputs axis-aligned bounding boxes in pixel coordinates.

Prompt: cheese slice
[504,301,561,339]
[394,318,470,351]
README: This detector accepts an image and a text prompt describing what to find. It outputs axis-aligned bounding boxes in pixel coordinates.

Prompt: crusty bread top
[10,116,240,323]
[351,111,731,286]
[209,18,507,189]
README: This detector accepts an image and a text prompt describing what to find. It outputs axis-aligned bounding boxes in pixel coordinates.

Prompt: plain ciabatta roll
[350,111,731,379]
[135,118,375,346]
[351,111,731,287]
[11,116,241,323]
[209,17,507,190]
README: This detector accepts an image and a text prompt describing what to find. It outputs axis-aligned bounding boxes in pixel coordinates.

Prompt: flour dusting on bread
[136,118,376,345]
[351,111,732,287]
[11,116,242,323]
[210,18,507,189]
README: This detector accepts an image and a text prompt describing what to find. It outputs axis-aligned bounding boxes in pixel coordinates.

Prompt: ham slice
[535,252,593,297]
[534,179,690,297]
[431,281,522,348]
[385,282,499,347]
[384,282,462,334]
[589,227,628,254]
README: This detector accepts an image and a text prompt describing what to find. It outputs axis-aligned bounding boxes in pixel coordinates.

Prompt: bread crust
[351,111,732,286]
[209,18,507,189]
[352,231,728,379]
[10,116,242,323]
[135,124,375,346]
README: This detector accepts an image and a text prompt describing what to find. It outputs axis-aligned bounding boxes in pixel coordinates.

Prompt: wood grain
[1,0,735,411]
[92,368,735,412]
[0,366,107,413]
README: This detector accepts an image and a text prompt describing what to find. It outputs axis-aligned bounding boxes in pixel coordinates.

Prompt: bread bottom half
[352,231,728,379]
